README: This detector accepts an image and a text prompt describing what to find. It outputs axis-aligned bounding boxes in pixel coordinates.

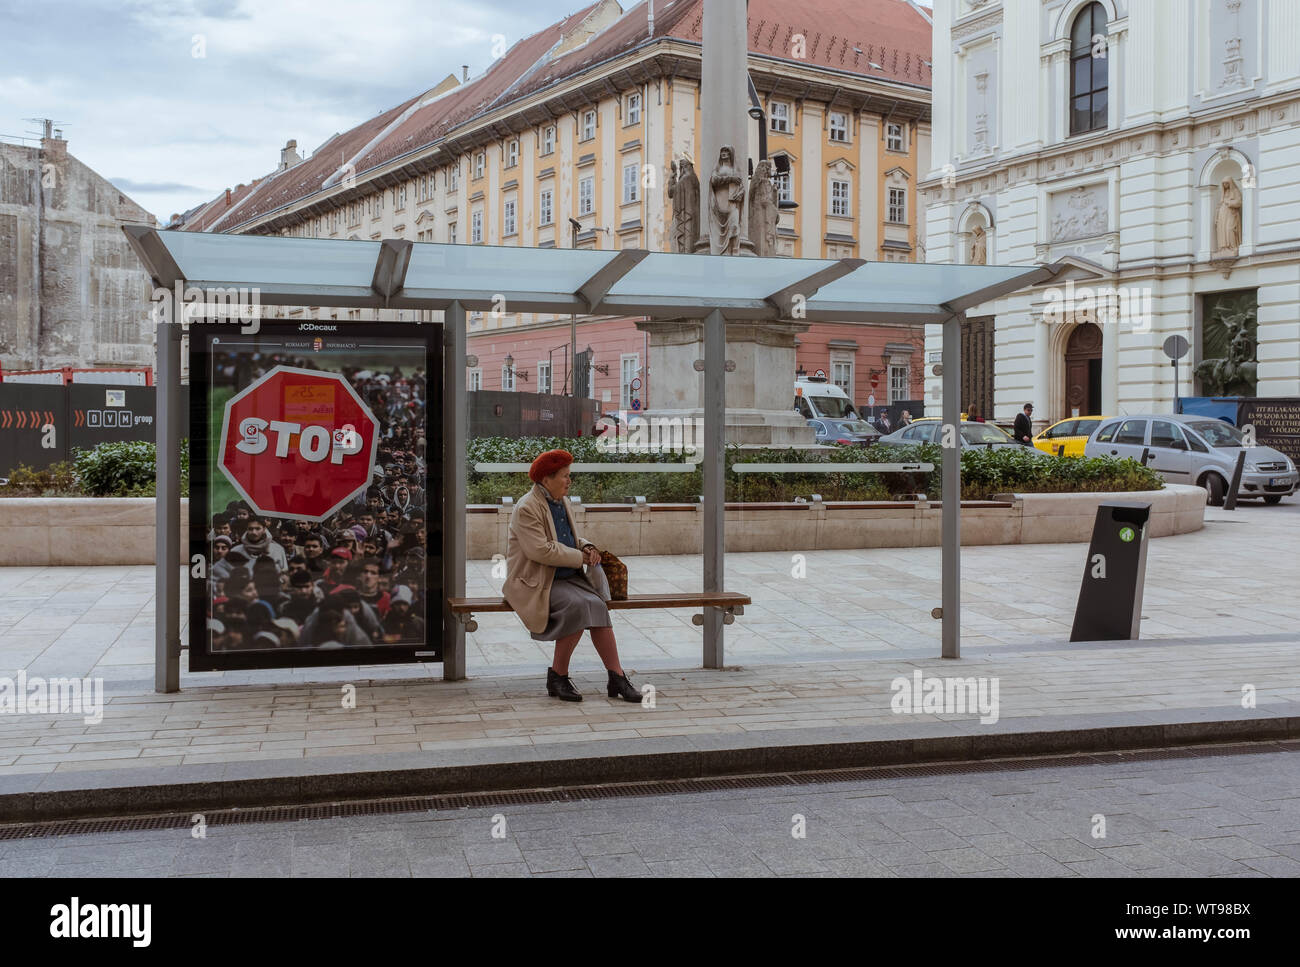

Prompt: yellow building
[180,0,934,409]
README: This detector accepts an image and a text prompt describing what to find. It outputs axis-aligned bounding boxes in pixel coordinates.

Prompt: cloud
[2,0,595,220]
[109,177,209,193]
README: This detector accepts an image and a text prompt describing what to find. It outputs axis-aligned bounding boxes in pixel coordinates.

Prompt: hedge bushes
[1,435,1161,503]
[466,436,1163,503]
[0,441,189,498]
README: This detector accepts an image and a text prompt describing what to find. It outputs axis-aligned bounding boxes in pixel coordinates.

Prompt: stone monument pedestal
[636,317,817,447]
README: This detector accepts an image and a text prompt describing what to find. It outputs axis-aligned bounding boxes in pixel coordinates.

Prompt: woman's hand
[582,545,602,567]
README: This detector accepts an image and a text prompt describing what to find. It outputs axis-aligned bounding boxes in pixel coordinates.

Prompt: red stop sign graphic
[219,366,379,522]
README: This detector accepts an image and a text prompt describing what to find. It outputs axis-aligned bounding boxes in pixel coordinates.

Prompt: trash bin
[1069,501,1152,642]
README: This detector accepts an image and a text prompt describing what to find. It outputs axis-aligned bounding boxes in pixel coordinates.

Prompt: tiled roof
[508,0,932,103]
[185,0,930,234]
[349,3,605,175]
[207,95,422,230]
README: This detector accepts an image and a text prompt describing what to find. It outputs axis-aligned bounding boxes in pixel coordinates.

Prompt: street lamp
[503,353,527,384]
[586,345,609,376]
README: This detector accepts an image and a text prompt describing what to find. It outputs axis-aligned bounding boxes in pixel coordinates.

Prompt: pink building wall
[794,322,926,410]
[467,317,924,415]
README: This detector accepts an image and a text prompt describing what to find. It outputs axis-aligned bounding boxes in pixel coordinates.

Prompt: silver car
[877,418,1043,452]
[1084,414,1298,505]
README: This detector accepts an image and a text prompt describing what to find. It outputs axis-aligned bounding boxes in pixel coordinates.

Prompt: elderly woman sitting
[504,449,640,703]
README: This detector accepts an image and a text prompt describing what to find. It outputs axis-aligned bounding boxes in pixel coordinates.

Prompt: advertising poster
[189,322,441,670]
[1239,398,1300,468]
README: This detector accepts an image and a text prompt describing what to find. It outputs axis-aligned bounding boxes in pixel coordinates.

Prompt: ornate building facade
[178,0,935,413]
[922,0,1300,426]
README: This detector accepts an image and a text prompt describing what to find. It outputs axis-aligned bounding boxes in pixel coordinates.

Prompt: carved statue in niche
[707,144,745,255]
[1214,176,1243,255]
[748,159,779,257]
[1195,294,1257,396]
[970,224,987,265]
[668,156,700,254]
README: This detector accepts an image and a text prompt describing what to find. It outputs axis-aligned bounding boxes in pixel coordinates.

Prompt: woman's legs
[589,626,623,676]
[552,633,582,676]
[552,627,624,676]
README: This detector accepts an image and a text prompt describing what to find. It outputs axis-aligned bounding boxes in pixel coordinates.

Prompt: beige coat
[503,483,595,634]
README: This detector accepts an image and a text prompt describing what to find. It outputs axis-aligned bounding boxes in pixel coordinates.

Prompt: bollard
[1070,501,1152,642]
[1224,450,1247,511]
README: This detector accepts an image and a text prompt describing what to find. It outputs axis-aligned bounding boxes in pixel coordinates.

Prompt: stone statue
[1214,177,1243,254]
[668,156,700,254]
[707,144,745,255]
[748,159,779,257]
[970,225,987,265]
[1195,296,1257,396]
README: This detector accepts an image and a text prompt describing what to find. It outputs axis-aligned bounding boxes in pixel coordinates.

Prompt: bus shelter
[125,227,1072,693]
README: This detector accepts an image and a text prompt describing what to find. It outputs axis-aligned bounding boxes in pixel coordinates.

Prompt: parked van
[794,377,858,421]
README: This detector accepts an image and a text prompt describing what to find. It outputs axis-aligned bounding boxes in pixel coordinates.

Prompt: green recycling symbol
[1118,526,1136,543]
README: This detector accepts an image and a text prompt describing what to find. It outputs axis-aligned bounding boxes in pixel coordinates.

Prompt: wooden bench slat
[448,592,750,614]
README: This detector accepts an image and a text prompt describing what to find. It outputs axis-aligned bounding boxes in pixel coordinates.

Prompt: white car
[1084,414,1297,505]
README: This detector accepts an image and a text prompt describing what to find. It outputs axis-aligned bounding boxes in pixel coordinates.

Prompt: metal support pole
[155,320,181,693]
[703,308,726,668]
[941,313,962,660]
[571,220,580,398]
[570,314,579,397]
[442,301,468,680]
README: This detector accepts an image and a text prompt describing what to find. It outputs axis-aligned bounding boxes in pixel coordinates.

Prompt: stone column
[647,0,813,447]
[637,316,816,447]
[700,1,751,246]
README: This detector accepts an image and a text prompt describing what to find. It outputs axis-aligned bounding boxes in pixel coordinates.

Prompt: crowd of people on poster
[205,350,430,653]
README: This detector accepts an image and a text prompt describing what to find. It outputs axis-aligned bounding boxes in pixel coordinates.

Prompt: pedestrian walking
[1013,403,1035,445]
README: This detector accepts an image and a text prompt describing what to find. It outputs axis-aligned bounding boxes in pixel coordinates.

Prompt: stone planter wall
[0,487,1204,566]
[0,498,188,567]
[465,485,1204,559]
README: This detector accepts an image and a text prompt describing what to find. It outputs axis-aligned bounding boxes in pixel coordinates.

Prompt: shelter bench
[447,592,750,633]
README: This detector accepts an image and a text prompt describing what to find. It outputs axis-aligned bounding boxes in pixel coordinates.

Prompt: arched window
[1069,2,1108,135]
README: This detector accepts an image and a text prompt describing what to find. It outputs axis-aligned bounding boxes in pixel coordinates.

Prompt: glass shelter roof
[125,229,1072,322]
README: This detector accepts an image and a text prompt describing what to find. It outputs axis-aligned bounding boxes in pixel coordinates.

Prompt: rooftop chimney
[225,188,232,207]
[279,138,302,171]
[648,0,654,36]
[462,64,469,81]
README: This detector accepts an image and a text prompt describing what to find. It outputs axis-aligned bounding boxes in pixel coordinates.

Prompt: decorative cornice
[920,90,1300,200]
[952,7,1003,43]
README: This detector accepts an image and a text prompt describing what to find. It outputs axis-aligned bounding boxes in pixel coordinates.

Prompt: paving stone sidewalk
[0,502,1295,794]
[0,637,1297,780]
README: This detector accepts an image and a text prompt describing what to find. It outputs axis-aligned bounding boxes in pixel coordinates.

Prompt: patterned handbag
[599,549,629,601]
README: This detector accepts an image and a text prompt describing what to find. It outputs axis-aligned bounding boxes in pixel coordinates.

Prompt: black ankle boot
[607,669,641,702]
[547,667,582,702]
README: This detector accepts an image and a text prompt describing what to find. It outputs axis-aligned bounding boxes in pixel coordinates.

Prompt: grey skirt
[530,572,612,641]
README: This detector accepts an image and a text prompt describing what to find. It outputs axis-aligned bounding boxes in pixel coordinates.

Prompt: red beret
[529,449,573,484]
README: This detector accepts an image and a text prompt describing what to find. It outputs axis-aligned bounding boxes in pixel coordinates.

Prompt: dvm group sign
[189,323,442,671]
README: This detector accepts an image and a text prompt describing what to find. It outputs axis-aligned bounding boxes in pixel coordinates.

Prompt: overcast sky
[1,0,601,222]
